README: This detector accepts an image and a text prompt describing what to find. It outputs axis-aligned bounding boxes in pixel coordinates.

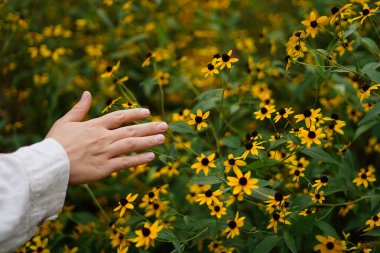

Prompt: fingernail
[146,152,155,160]
[141,108,150,116]
[157,122,168,131]
[155,134,165,142]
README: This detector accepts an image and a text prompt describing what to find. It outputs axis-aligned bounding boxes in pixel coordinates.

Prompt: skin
[46,91,167,184]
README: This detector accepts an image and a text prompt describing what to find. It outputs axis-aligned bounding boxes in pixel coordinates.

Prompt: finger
[110,121,168,142]
[93,108,150,129]
[61,91,92,123]
[108,134,165,157]
[107,152,155,174]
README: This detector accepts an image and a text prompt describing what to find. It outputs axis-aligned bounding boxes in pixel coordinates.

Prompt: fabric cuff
[13,138,70,229]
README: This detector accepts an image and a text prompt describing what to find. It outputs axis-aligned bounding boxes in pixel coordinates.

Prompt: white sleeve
[0,138,70,253]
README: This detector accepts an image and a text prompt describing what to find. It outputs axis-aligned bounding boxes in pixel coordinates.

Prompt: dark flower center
[310,20,318,28]
[279,108,286,115]
[303,109,312,117]
[213,54,220,59]
[308,131,316,139]
[106,98,112,106]
[297,162,303,168]
[331,7,339,14]
[214,206,221,212]
[326,242,334,249]
[201,158,209,166]
[142,227,151,237]
[273,212,280,220]
[306,209,312,214]
[361,173,367,179]
[205,190,213,197]
[362,84,370,91]
[222,54,230,62]
[321,176,328,183]
[329,122,336,130]
[331,113,339,120]
[260,107,268,114]
[295,45,301,51]
[363,9,370,16]
[239,177,248,186]
[315,194,321,199]
[195,116,203,123]
[245,142,253,150]
[120,198,128,206]
[251,130,258,137]
[373,215,379,221]
[207,63,214,70]
[153,203,159,209]
[228,158,236,165]
[148,192,155,198]
[295,170,300,176]
[146,52,152,58]
[274,192,284,201]
[228,220,237,229]
[106,66,112,72]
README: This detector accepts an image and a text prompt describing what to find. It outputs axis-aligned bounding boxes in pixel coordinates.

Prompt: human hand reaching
[46,91,167,184]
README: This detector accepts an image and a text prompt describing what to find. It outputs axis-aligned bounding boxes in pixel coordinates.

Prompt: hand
[46,91,167,184]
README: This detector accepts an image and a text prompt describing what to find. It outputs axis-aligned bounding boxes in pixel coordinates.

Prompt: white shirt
[0,138,70,253]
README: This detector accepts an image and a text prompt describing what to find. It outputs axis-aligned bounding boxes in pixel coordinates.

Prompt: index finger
[92,108,150,129]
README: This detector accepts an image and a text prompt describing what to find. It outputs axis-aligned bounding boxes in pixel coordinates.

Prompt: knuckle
[126,139,136,150]
[114,111,124,123]
[122,157,130,167]
[127,126,137,137]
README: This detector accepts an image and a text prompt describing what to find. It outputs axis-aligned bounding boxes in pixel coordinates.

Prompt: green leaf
[362,69,380,83]
[301,147,340,165]
[221,136,241,149]
[283,230,297,253]
[362,228,380,237]
[158,228,183,253]
[209,220,217,240]
[343,23,358,39]
[251,187,275,201]
[191,175,224,185]
[291,195,313,210]
[97,9,113,29]
[253,235,281,253]
[169,121,194,134]
[139,78,157,96]
[370,195,380,211]
[358,102,380,126]
[316,221,339,238]
[268,139,287,150]
[246,159,283,171]
[353,121,378,141]
[196,88,222,101]
[361,37,380,56]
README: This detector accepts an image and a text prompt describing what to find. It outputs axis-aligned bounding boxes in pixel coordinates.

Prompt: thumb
[61,91,92,122]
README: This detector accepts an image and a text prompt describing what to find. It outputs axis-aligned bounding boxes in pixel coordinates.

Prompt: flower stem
[82,184,111,223]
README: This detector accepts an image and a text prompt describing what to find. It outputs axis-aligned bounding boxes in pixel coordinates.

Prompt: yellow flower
[264,192,291,209]
[241,140,265,159]
[215,50,239,69]
[299,125,326,147]
[114,193,138,217]
[364,212,380,232]
[227,168,259,195]
[301,11,328,38]
[122,102,138,109]
[196,188,223,206]
[311,190,325,204]
[290,167,305,182]
[187,109,210,131]
[172,108,191,122]
[299,208,316,216]
[223,154,246,173]
[312,176,329,191]
[313,235,346,253]
[201,62,219,78]
[351,4,379,25]
[155,70,170,86]
[102,97,122,114]
[29,236,50,253]
[191,153,216,176]
[352,166,376,188]
[101,61,120,79]
[294,108,322,128]
[267,211,291,233]
[254,105,276,120]
[224,212,245,239]
[359,83,380,103]
[132,221,163,249]
[274,107,294,123]
[209,202,227,219]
